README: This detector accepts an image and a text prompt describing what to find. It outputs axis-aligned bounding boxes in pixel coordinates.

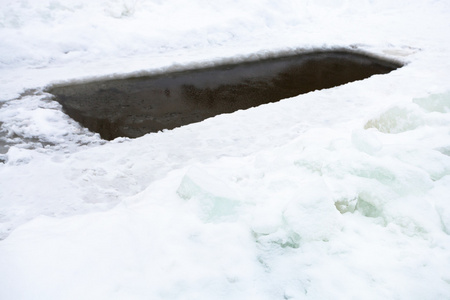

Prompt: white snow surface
[1,0,450,299]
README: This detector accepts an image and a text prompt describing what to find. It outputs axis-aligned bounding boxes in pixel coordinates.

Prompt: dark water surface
[48,50,402,140]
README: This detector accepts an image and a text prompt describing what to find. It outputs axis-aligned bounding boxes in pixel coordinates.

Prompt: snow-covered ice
[1,0,450,299]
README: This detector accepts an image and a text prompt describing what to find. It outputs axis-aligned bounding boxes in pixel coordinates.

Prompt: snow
[1,0,450,299]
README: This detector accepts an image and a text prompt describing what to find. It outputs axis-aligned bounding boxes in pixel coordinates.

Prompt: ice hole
[47,50,402,140]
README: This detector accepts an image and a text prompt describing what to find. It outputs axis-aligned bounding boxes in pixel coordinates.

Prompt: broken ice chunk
[177,166,241,222]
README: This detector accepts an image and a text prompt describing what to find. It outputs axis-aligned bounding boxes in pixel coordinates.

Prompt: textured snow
[1,0,450,299]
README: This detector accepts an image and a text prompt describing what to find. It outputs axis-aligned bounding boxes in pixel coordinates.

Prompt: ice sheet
[1,0,450,299]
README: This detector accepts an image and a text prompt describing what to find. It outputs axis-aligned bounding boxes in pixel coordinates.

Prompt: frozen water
[177,166,241,222]
[413,91,450,113]
[364,105,425,133]
[1,0,450,299]
[351,129,382,155]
